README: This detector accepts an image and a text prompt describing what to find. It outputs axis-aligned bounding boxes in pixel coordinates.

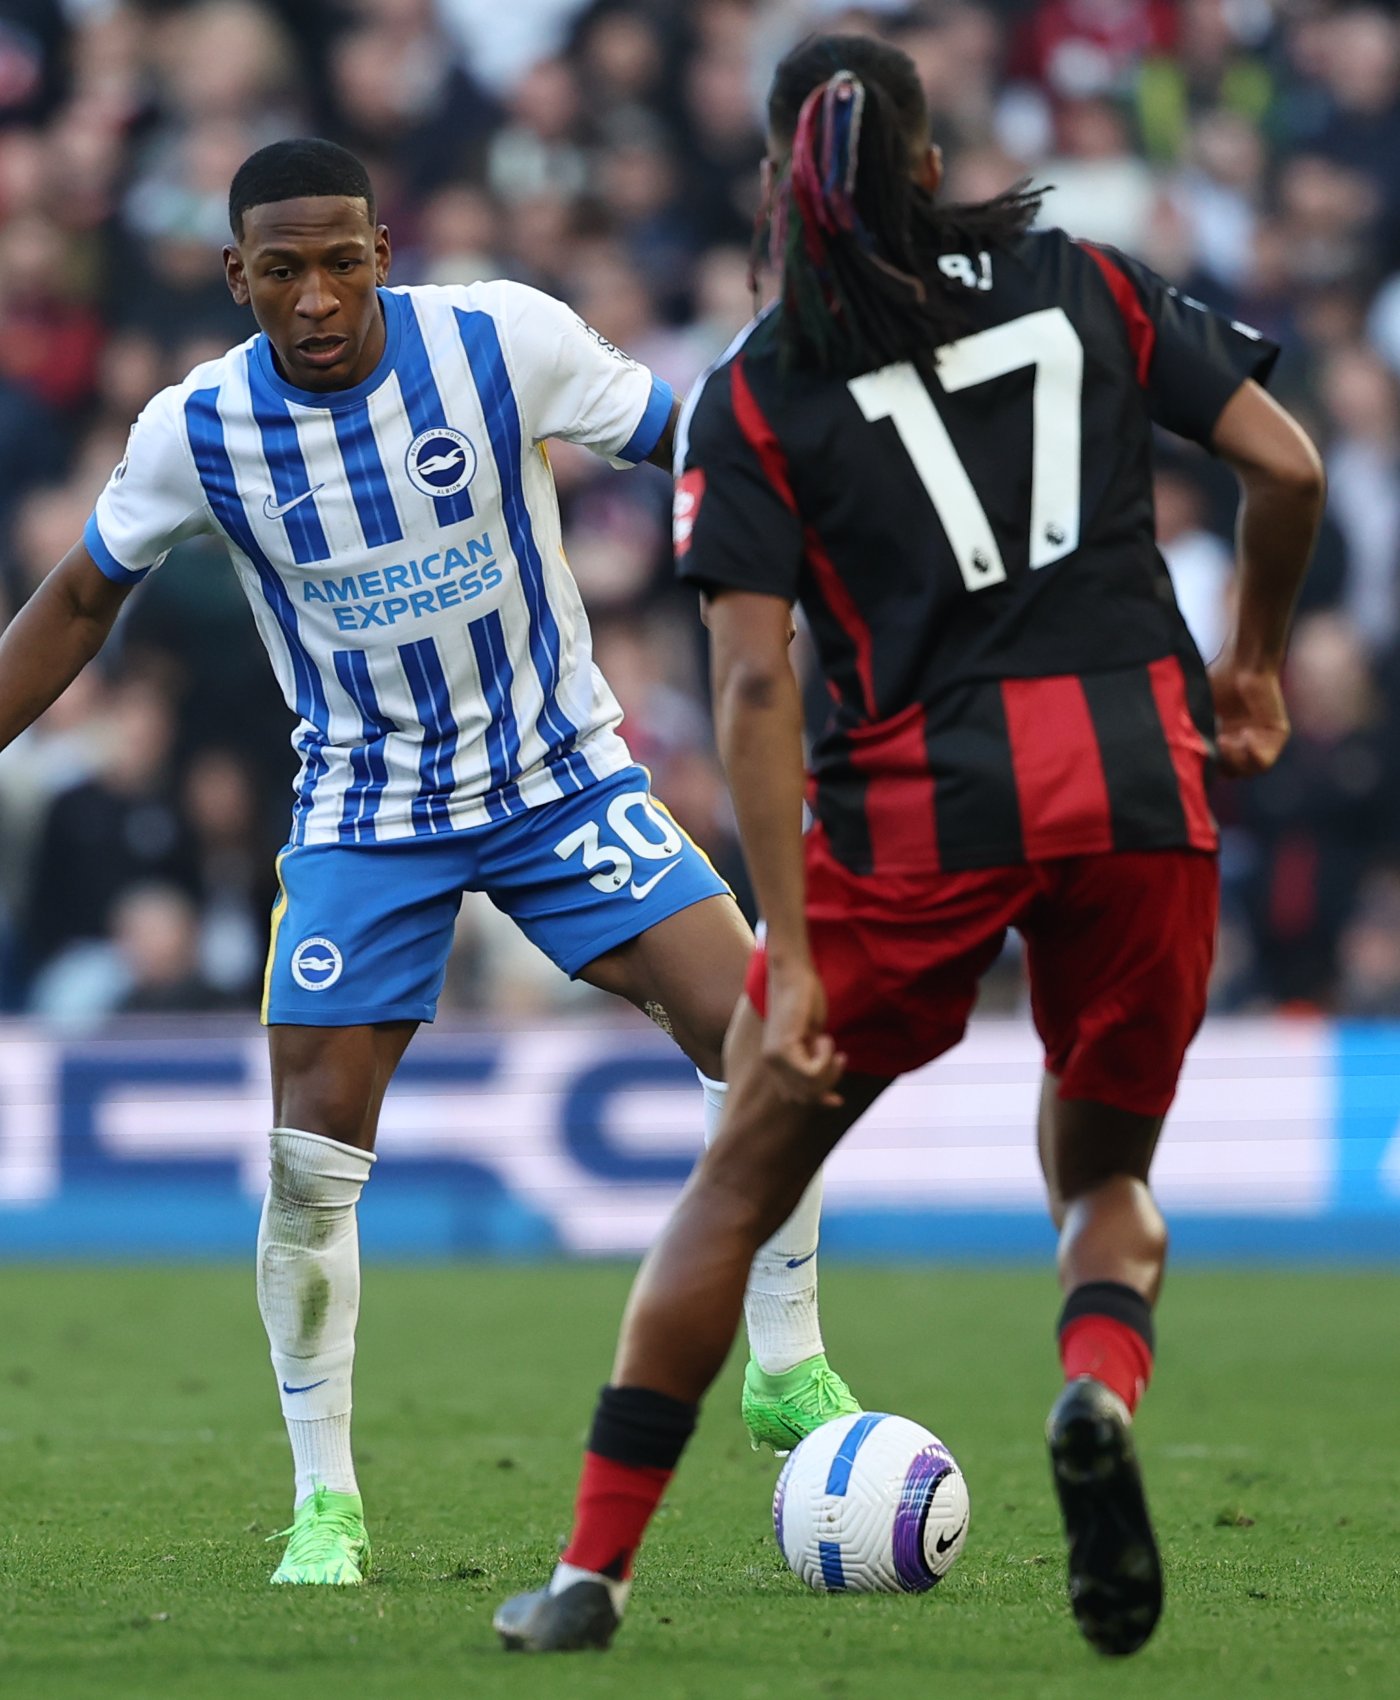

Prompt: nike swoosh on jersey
[630,861,680,900]
[263,484,325,520]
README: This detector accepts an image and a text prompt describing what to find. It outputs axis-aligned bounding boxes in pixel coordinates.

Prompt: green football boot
[741,1353,862,1455]
[268,1487,371,1585]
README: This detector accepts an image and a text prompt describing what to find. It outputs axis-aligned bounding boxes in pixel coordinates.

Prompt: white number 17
[848,307,1083,593]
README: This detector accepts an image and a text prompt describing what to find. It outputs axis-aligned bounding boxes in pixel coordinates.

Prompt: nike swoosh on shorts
[630,861,680,901]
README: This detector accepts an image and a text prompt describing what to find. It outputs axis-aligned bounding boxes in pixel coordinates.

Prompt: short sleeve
[674,357,804,602]
[494,282,673,467]
[1078,241,1280,446]
[84,387,211,583]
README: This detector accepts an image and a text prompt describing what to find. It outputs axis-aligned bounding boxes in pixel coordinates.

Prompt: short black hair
[228,138,375,240]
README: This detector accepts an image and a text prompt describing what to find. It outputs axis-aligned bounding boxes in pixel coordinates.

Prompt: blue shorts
[262,765,730,1026]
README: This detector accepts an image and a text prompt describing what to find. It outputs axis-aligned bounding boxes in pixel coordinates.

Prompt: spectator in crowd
[23,674,197,984]
[111,882,235,1016]
[1155,458,1234,663]
[1239,614,1391,1007]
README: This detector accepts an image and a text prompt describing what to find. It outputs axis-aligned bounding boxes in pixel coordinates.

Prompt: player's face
[225,197,392,392]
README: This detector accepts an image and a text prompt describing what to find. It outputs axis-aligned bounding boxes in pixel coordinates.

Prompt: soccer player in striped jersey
[0,139,859,1584]
[495,34,1325,1655]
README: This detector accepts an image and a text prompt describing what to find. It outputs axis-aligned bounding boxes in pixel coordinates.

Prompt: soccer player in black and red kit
[496,33,1325,1657]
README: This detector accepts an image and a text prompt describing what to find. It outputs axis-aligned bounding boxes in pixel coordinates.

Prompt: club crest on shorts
[405,426,477,498]
[290,936,343,992]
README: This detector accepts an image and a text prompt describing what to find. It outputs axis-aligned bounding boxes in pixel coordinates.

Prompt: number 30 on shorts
[552,789,684,897]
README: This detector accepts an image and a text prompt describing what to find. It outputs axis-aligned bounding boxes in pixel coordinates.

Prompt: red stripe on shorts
[1001,675,1114,859]
[730,357,878,720]
[1080,243,1157,386]
[1147,655,1217,850]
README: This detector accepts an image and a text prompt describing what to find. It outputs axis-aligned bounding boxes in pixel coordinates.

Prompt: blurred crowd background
[0,0,1397,1026]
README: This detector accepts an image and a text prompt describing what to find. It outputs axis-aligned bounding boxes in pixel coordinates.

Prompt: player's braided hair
[761,35,1043,376]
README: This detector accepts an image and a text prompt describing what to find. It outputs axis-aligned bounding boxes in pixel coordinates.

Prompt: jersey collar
[252,287,403,410]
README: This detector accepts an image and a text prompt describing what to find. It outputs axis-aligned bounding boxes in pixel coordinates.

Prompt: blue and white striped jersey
[85,282,673,846]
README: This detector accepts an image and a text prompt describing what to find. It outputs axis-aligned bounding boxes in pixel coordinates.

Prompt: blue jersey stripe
[332,401,403,550]
[184,386,328,844]
[616,374,674,464]
[332,649,395,842]
[246,352,331,565]
[454,307,594,795]
[482,610,526,812]
[399,635,458,833]
[825,1414,887,1497]
[468,609,524,818]
[395,295,476,528]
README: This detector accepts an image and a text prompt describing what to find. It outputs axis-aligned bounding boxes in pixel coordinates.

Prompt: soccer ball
[772,1412,970,1593]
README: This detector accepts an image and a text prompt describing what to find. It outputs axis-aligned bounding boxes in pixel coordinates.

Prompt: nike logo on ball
[630,861,680,900]
[935,1516,968,1554]
[263,485,325,520]
[281,1378,329,1395]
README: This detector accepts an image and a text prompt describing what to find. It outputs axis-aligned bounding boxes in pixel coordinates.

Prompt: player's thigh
[1023,849,1219,1123]
[269,1020,417,1150]
[482,766,736,1030]
[578,893,753,1074]
[263,838,470,1144]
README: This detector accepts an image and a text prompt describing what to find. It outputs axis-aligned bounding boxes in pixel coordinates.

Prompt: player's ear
[224,244,249,307]
[915,144,943,195]
[374,224,391,286]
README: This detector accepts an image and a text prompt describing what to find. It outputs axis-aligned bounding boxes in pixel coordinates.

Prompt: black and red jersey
[674,227,1278,876]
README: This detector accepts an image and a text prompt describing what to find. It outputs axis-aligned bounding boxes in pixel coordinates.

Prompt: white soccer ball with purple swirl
[772,1412,970,1593]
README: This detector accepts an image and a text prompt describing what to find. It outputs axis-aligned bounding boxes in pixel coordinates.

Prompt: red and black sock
[561,1385,698,1581]
[1057,1281,1155,1415]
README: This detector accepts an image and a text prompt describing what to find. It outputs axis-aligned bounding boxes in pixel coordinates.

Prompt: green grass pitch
[1,1264,1396,1700]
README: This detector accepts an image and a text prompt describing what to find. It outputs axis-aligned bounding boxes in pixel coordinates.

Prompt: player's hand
[1208,655,1290,777]
[762,959,846,1107]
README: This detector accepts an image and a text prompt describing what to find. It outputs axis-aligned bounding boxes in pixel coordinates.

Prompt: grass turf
[0,1265,1396,1700]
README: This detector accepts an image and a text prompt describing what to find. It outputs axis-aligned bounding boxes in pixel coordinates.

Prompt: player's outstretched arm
[708,589,844,1106]
[1209,379,1326,778]
[0,544,134,753]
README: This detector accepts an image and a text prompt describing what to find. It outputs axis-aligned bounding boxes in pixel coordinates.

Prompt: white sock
[699,1071,826,1376]
[548,1560,631,1616]
[256,1126,375,1507]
